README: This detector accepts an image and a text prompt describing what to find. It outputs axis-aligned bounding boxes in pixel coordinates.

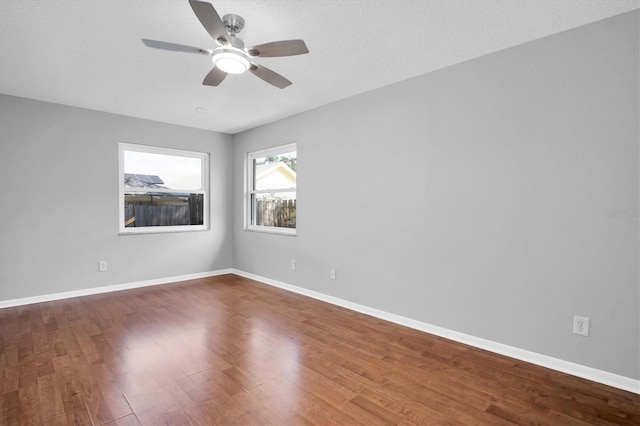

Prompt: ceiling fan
[142,0,309,89]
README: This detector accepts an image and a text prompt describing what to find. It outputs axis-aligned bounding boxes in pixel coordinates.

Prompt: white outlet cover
[573,315,589,336]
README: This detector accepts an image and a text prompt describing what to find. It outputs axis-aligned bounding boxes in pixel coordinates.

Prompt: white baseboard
[232,269,640,395]
[0,269,233,309]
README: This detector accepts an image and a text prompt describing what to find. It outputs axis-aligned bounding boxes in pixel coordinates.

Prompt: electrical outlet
[290,260,296,271]
[573,316,589,336]
[330,269,336,280]
[98,261,108,272]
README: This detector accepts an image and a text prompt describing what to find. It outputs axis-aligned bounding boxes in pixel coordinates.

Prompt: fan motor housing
[229,35,245,49]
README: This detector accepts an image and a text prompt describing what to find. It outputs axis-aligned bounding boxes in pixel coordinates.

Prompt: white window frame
[119,142,209,234]
[246,143,297,236]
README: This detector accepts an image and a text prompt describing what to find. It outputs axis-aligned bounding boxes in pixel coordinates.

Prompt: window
[119,143,209,234]
[247,143,297,235]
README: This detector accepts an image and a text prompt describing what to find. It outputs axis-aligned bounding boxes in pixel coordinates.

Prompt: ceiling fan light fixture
[212,49,250,74]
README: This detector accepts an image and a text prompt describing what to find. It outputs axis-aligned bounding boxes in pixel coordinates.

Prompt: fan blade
[249,64,292,89]
[247,40,309,57]
[189,0,230,46]
[142,39,211,55]
[203,67,228,86]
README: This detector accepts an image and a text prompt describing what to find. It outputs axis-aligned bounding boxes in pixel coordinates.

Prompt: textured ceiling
[1,0,638,134]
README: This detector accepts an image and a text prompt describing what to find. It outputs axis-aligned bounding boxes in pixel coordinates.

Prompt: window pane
[251,192,296,229]
[246,144,296,234]
[124,193,204,227]
[120,143,209,234]
[124,151,202,191]
[253,151,296,191]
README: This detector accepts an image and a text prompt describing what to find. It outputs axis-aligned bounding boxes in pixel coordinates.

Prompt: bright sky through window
[124,151,202,190]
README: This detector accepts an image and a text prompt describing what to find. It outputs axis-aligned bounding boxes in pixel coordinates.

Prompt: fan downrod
[222,14,245,36]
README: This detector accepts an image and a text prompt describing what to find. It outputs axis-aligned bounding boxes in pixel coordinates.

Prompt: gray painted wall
[0,95,234,300]
[232,11,639,379]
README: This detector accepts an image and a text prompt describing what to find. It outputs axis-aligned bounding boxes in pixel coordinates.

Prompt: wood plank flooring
[0,274,638,425]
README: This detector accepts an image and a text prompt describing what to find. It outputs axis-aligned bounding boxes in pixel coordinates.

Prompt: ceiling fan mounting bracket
[222,14,245,36]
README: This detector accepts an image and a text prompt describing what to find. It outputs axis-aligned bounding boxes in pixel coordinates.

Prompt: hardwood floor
[0,274,638,425]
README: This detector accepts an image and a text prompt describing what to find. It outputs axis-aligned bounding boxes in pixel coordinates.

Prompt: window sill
[119,225,209,235]
[245,226,296,236]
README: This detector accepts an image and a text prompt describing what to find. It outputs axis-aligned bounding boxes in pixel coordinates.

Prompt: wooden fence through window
[124,194,203,227]
[256,199,296,228]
